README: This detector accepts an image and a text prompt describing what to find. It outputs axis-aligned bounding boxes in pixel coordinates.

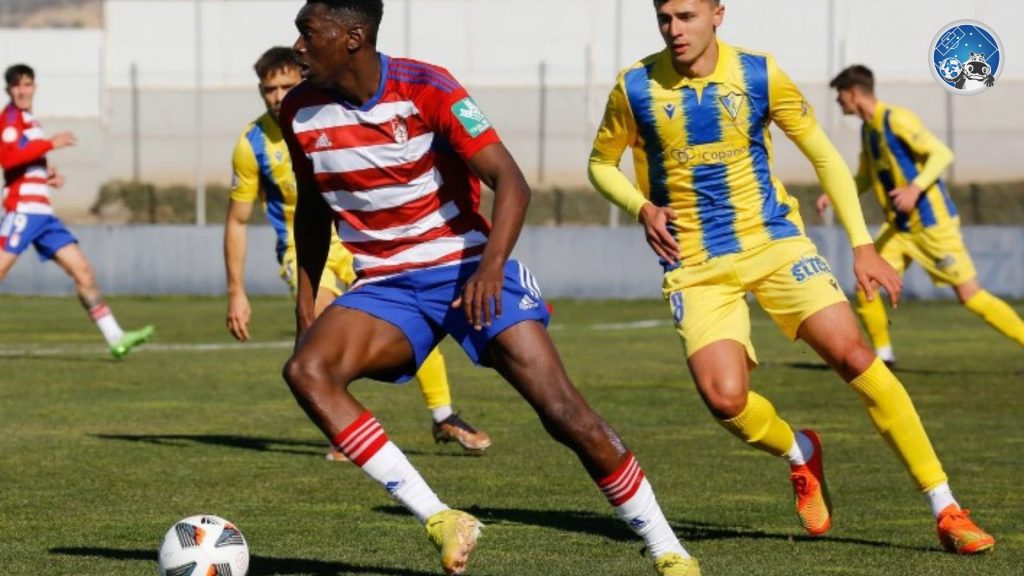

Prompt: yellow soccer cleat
[110,325,155,359]
[653,553,701,576]
[425,509,482,575]
[937,505,995,554]
[789,429,832,535]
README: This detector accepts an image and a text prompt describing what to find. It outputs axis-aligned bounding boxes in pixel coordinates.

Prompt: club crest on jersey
[452,97,492,138]
[719,91,744,121]
[274,150,284,163]
[791,255,833,283]
[390,115,409,144]
[1,126,17,143]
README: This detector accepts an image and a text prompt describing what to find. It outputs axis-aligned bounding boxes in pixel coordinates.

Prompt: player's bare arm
[49,131,76,149]
[224,199,256,341]
[888,183,924,213]
[292,177,333,340]
[453,142,530,330]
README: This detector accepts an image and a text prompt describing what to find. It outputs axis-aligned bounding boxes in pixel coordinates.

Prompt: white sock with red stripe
[88,302,124,345]
[333,411,449,523]
[597,453,690,560]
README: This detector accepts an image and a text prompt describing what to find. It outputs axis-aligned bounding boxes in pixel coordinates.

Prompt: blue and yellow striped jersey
[858,102,958,233]
[591,40,818,267]
[230,112,297,262]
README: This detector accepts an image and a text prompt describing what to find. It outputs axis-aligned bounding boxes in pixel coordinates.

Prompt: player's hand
[853,244,902,309]
[452,260,504,330]
[50,132,77,149]
[226,292,252,341]
[888,184,922,214]
[815,193,832,217]
[638,202,680,264]
[46,167,65,189]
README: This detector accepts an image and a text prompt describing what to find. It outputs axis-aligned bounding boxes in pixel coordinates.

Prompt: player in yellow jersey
[819,64,1024,366]
[589,0,993,556]
[224,47,490,454]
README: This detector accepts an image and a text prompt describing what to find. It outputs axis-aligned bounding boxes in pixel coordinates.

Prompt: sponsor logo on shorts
[519,294,539,311]
[451,97,492,138]
[791,255,833,283]
[936,255,957,270]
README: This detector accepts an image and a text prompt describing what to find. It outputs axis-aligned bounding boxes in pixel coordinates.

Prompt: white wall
[0,29,101,117]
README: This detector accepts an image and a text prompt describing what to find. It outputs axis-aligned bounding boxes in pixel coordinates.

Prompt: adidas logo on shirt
[519,294,539,311]
[314,132,332,149]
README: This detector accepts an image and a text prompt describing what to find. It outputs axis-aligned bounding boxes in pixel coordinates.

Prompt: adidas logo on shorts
[519,294,539,311]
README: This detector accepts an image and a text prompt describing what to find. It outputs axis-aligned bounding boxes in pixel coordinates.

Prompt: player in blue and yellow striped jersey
[589,0,993,557]
[224,47,490,455]
[820,64,1024,365]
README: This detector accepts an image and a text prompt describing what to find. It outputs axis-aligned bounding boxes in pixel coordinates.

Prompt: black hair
[254,47,303,80]
[306,0,384,44]
[5,63,34,87]
[830,64,875,94]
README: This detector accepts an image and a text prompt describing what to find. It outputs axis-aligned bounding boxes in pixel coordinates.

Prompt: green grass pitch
[0,295,1021,575]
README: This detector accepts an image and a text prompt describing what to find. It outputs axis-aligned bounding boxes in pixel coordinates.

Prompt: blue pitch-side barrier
[1,225,1022,300]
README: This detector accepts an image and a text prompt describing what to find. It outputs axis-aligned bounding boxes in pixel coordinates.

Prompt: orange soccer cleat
[788,429,832,535]
[937,505,995,554]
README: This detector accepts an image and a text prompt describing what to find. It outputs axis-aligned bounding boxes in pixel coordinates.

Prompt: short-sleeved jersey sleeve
[418,71,501,162]
[590,79,636,164]
[768,58,818,142]
[229,129,261,203]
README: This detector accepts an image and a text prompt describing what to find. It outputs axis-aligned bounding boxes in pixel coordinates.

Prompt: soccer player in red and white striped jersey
[278,2,700,575]
[0,64,153,359]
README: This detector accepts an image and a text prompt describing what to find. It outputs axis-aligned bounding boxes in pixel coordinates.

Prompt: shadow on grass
[91,433,479,459]
[91,433,326,457]
[771,360,1023,376]
[50,547,438,576]
[375,505,935,553]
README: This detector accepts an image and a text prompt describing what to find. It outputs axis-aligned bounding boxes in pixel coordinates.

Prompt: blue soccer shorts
[0,212,77,261]
[334,259,550,382]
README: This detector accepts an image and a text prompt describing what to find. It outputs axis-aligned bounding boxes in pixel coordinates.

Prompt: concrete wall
[2,226,1022,300]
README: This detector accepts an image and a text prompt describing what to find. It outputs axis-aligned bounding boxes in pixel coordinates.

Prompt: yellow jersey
[591,40,821,267]
[857,101,959,233]
[230,112,300,262]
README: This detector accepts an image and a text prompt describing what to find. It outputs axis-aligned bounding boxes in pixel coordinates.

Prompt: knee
[282,353,339,399]
[835,339,877,380]
[704,388,748,420]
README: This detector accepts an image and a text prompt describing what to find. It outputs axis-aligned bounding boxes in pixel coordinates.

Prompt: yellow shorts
[875,221,976,287]
[663,236,848,364]
[280,242,357,298]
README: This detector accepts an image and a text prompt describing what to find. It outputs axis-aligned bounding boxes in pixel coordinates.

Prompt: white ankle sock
[431,405,454,423]
[785,430,815,466]
[926,483,958,519]
[89,303,124,345]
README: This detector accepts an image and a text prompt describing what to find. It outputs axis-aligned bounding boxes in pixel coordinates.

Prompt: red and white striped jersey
[280,54,499,282]
[1,103,54,215]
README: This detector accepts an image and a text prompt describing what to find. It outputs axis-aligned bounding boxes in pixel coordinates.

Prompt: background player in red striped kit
[0,64,153,359]
[278,1,700,574]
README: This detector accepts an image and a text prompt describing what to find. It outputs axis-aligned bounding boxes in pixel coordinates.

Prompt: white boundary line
[0,319,672,358]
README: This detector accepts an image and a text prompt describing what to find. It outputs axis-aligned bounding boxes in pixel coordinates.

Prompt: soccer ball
[158,515,249,576]
[939,57,962,81]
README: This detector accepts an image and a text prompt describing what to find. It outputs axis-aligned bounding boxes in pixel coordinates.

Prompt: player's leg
[50,237,153,358]
[798,302,994,553]
[417,346,492,452]
[855,226,904,366]
[0,251,18,281]
[483,321,698,573]
[956,278,1024,347]
[0,211,33,281]
[283,295,480,574]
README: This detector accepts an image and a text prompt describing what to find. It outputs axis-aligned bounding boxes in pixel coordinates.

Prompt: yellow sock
[849,358,947,491]
[964,290,1024,346]
[855,290,892,350]
[718,392,795,458]
[415,346,452,410]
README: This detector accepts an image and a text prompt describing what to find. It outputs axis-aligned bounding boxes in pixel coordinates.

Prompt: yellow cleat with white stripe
[425,509,482,575]
[654,553,701,576]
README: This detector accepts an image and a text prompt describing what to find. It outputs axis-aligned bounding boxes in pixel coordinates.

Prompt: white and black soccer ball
[158,515,249,576]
